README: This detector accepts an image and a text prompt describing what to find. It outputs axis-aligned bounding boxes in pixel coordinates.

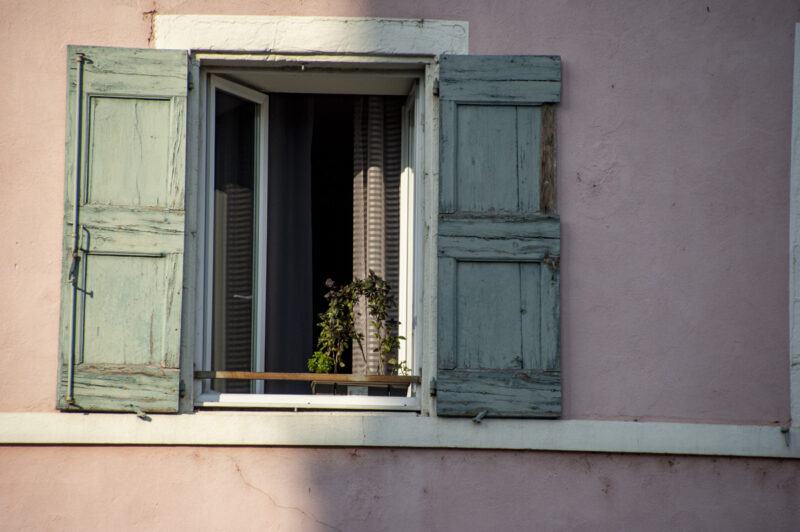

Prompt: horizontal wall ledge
[154,15,469,56]
[0,412,797,459]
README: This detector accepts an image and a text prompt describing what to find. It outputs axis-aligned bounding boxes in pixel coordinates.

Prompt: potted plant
[308,271,407,393]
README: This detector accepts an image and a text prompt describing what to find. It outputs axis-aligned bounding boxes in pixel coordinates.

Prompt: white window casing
[189,58,430,409]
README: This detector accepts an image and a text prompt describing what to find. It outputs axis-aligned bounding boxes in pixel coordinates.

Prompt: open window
[195,68,423,409]
[57,43,561,418]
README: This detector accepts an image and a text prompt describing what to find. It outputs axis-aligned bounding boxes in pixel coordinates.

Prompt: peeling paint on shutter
[437,55,561,418]
[57,46,188,413]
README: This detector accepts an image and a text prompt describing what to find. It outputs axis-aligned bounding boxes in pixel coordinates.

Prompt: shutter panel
[57,46,188,413]
[437,55,561,418]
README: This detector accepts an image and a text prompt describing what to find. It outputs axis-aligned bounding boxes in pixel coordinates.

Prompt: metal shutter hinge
[543,252,560,275]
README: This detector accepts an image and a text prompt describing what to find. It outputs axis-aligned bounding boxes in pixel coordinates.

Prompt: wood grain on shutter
[437,55,561,418]
[57,46,187,413]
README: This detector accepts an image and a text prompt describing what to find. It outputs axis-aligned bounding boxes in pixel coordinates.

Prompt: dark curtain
[265,94,315,393]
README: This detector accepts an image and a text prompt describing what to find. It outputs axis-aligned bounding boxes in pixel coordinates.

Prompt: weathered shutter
[57,46,188,413]
[437,55,561,418]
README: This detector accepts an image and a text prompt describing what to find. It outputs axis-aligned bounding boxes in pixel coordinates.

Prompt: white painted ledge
[154,15,469,56]
[195,392,418,410]
[0,412,796,458]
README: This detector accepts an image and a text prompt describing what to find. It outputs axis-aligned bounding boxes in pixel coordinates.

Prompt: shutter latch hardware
[130,404,152,422]
[66,51,88,407]
[472,410,489,424]
[67,251,79,284]
[68,227,93,297]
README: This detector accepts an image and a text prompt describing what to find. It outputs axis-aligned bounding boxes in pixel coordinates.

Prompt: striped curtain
[352,96,402,375]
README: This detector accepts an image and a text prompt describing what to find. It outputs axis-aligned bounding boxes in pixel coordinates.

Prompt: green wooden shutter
[437,55,561,418]
[57,46,188,413]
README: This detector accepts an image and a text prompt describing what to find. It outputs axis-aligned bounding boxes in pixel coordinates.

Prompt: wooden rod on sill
[194,371,420,385]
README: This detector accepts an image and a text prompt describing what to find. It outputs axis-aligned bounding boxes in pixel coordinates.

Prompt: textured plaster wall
[2,446,799,531]
[0,1,796,422]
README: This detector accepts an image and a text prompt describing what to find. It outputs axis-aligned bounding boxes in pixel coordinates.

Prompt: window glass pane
[212,89,257,393]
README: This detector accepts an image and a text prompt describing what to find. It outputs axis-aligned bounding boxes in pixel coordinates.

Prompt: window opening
[203,71,419,405]
[309,95,355,378]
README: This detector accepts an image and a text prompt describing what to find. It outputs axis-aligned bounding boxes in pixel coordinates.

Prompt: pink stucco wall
[2,446,799,531]
[1,0,794,423]
[1,1,798,528]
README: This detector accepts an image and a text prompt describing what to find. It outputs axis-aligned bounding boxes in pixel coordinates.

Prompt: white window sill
[1,412,797,459]
[195,393,419,411]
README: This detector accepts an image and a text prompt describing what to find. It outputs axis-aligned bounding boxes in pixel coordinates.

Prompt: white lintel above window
[153,15,469,56]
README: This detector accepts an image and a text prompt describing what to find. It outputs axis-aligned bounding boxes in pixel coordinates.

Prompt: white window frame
[180,21,443,411]
[203,75,269,395]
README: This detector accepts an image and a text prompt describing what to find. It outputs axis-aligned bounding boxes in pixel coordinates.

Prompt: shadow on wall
[2,446,799,530]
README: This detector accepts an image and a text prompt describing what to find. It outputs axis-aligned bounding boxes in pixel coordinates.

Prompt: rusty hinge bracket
[543,252,560,275]
[433,78,439,97]
[429,378,437,396]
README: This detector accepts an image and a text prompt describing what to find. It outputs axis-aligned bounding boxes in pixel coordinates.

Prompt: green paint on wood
[520,262,543,370]
[439,55,562,82]
[439,214,559,239]
[456,262,523,369]
[87,97,172,207]
[455,105,518,212]
[437,55,561,418]
[517,106,543,212]
[438,80,561,104]
[80,255,167,365]
[439,55,561,104]
[57,45,188,414]
[436,369,561,418]
[438,234,558,261]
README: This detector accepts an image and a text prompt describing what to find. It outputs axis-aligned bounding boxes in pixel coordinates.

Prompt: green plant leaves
[307,272,406,375]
